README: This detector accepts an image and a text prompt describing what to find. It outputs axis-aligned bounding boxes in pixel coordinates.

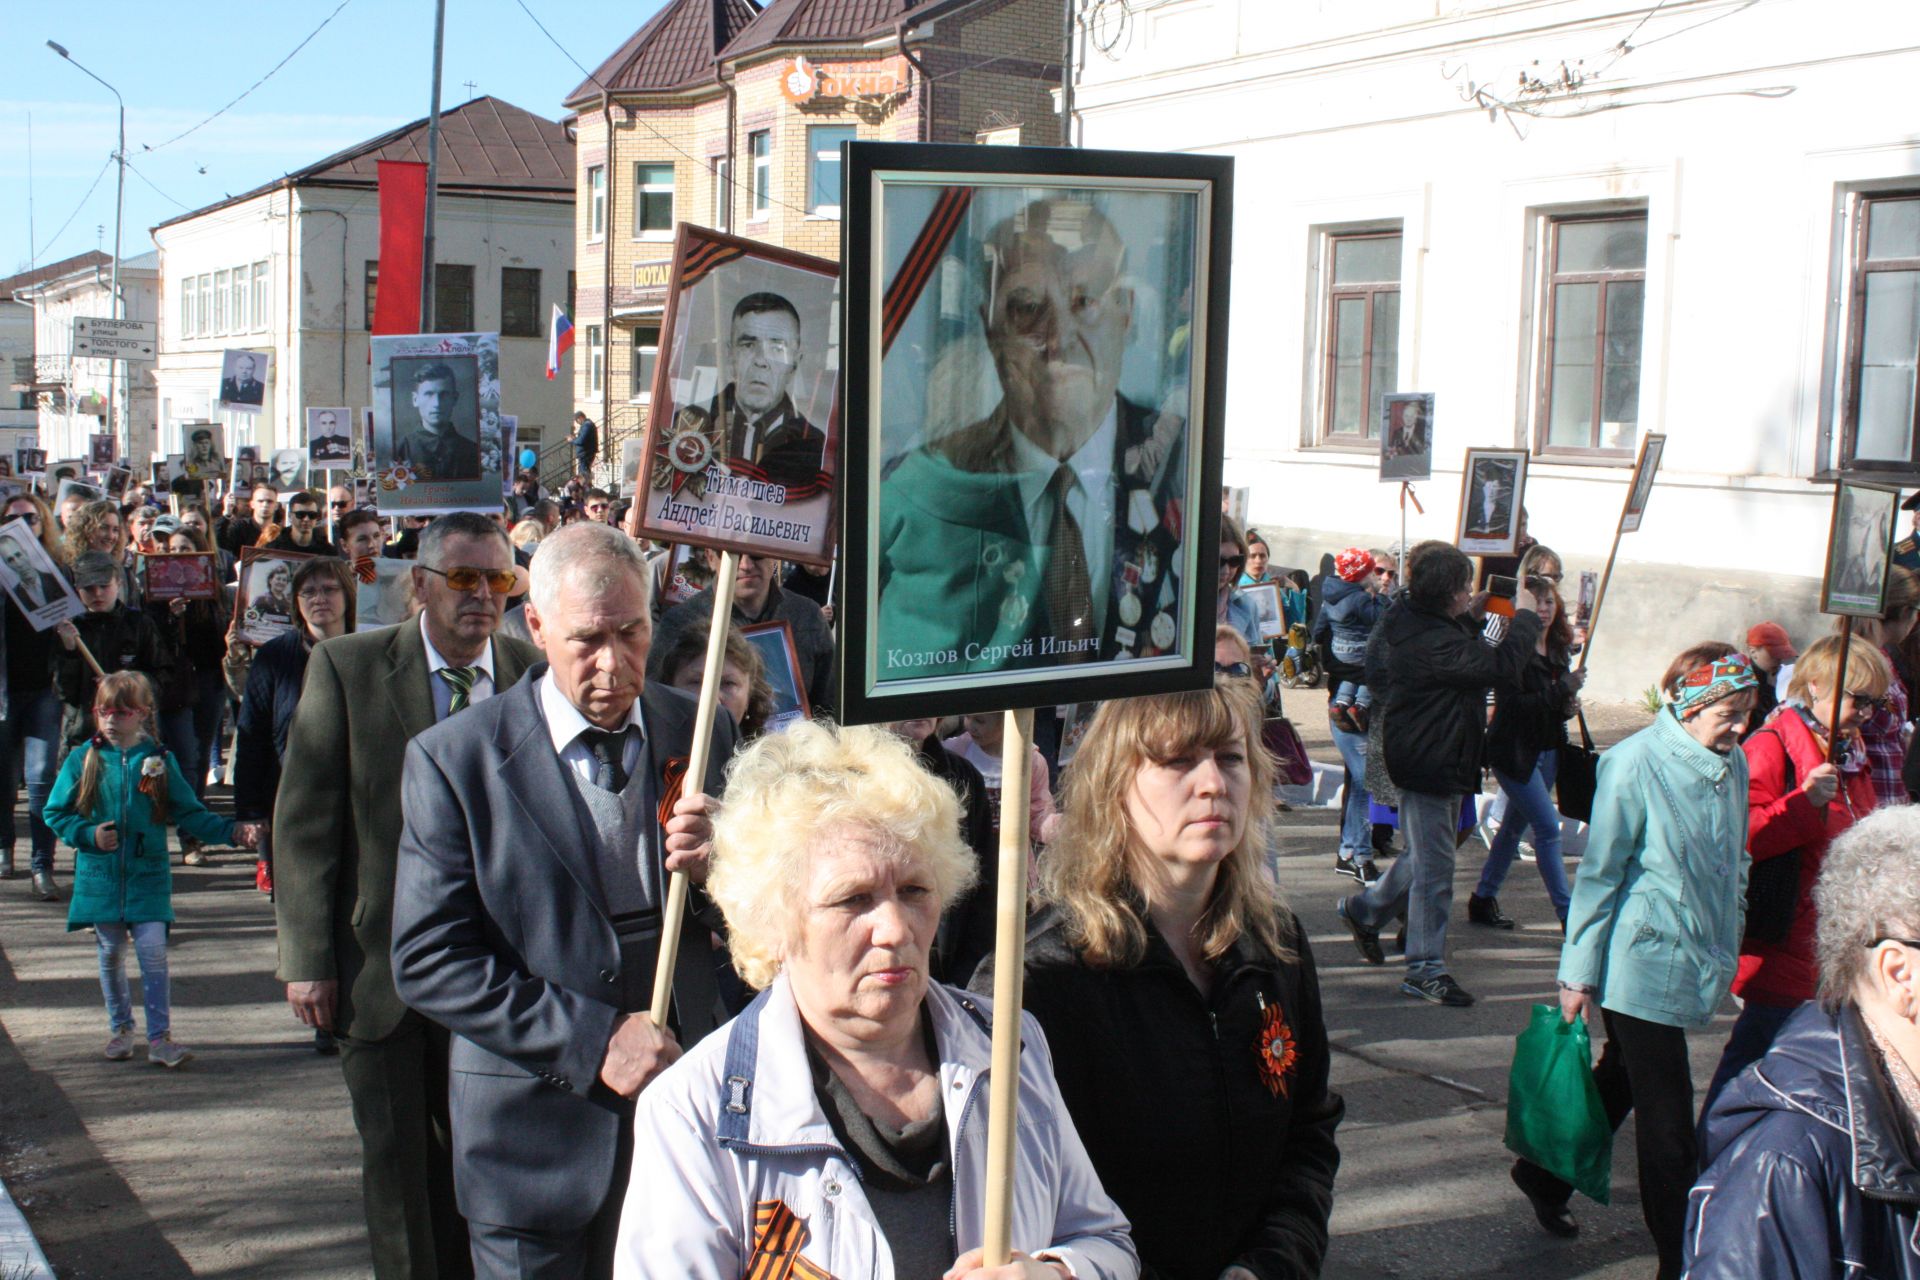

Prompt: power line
[142,0,356,153]
[125,159,191,211]
[34,151,114,262]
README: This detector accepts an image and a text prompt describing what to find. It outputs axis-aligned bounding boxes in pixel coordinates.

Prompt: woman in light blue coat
[1507,643,1756,1280]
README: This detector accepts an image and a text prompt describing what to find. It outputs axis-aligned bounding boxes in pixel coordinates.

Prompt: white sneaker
[103,1027,136,1060]
[148,1034,193,1068]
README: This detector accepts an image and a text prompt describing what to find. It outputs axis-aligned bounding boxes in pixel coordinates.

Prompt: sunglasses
[329,499,353,509]
[417,564,518,594]
[1846,690,1888,713]
[290,509,320,520]
[1220,555,1247,571]
[1214,661,1252,678]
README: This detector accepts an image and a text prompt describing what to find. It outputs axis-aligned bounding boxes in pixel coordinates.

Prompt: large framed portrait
[0,519,82,631]
[1456,448,1529,555]
[231,548,315,645]
[1378,393,1434,483]
[370,332,504,514]
[143,552,219,603]
[1617,432,1666,534]
[1822,480,1900,617]
[630,226,839,566]
[307,407,353,467]
[217,349,270,414]
[838,142,1232,724]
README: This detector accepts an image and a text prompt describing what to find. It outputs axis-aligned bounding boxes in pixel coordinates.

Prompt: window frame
[588,165,607,241]
[1317,229,1402,445]
[251,263,269,333]
[710,156,732,233]
[1533,212,1648,459]
[433,263,475,334]
[749,130,772,221]
[179,280,195,339]
[634,162,676,240]
[213,268,230,335]
[807,125,855,218]
[1841,190,1920,473]
[500,267,541,338]
[364,261,379,331]
[231,265,250,333]
[196,275,212,339]
[629,323,661,403]
[585,324,605,395]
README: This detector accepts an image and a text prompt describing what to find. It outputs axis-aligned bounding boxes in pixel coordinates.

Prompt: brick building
[564,0,1064,476]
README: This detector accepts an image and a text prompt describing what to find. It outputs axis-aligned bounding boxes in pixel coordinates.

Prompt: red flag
[372,160,429,335]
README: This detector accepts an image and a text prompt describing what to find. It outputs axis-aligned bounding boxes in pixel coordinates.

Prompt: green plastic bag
[1504,1004,1613,1205]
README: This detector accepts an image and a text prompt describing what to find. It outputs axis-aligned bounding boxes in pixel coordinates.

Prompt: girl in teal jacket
[45,672,257,1067]
[1509,644,1757,1279]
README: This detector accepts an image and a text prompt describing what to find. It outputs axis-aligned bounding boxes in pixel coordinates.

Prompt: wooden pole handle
[981,705,1034,1266]
[72,632,105,680]
[1827,616,1853,765]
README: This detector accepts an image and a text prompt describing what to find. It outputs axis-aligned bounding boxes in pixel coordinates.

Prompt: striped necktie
[438,666,480,716]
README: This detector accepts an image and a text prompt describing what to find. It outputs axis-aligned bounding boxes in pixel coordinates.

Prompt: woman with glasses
[1685,804,1920,1279]
[1217,515,1262,655]
[0,494,67,895]
[1693,633,1889,1121]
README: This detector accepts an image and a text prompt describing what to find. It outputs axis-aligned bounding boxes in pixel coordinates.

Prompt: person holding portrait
[649,548,835,719]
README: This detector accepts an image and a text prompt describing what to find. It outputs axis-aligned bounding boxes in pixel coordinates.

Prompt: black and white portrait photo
[181,424,226,482]
[370,332,503,515]
[1378,393,1434,483]
[88,433,115,469]
[218,349,270,413]
[0,520,82,631]
[1619,432,1666,534]
[15,448,45,475]
[1824,481,1900,617]
[270,449,309,494]
[1456,448,1529,556]
[390,358,480,482]
[308,407,353,466]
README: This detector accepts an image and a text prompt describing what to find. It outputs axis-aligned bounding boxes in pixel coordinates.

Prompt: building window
[1844,192,1920,469]
[232,267,249,333]
[364,261,379,330]
[635,163,675,238]
[1537,213,1647,455]
[213,269,230,334]
[180,281,194,338]
[434,263,474,333]
[197,275,212,338]
[631,324,660,401]
[501,267,541,337]
[808,126,854,216]
[566,270,576,321]
[750,130,772,219]
[252,263,269,332]
[710,157,731,233]
[1319,231,1402,441]
[588,164,606,240]
[585,324,605,395]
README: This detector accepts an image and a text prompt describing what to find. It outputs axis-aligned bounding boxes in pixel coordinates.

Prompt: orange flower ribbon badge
[1255,994,1298,1099]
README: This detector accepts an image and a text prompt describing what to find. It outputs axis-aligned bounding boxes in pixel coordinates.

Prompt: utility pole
[420,0,447,333]
[47,41,126,457]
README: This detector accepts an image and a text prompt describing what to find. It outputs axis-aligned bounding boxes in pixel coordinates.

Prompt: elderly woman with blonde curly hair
[976,683,1343,1280]
[612,720,1137,1280]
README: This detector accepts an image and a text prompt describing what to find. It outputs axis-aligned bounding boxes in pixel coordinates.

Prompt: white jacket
[613,975,1138,1279]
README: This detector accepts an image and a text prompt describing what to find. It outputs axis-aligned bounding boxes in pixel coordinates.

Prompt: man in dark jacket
[648,549,836,718]
[1336,540,1538,1007]
[571,412,597,478]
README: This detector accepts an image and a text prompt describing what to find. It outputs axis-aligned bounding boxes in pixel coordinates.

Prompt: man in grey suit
[391,521,734,1279]
[275,512,541,1280]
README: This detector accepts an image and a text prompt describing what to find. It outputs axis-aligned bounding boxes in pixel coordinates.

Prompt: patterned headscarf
[1671,653,1760,720]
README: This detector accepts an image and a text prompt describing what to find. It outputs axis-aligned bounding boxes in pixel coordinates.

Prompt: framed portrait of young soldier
[369,332,505,515]
[838,142,1233,724]
[1822,479,1901,617]
[630,226,839,568]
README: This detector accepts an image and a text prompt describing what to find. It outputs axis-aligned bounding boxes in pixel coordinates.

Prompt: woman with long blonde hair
[975,684,1342,1280]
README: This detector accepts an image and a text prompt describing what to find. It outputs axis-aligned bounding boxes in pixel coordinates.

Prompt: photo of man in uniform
[392,361,480,482]
[669,292,825,490]
[876,195,1189,678]
[309,410,352,464]
[183,427,225,481]
[220,352,267,408]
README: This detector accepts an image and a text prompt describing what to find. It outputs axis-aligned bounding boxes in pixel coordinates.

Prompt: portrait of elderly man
[394,361,482,482]
[668,291,826,491]
[275,511,541,1279]
[876,196,1191,679]
[220,352,267,407]
[310,410,352,463]
[612,720,1137,1280]
[391,521,736,1279]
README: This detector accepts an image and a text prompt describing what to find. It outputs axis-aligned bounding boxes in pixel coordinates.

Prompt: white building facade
[14,253,159,466]
[1071,0,1920,695]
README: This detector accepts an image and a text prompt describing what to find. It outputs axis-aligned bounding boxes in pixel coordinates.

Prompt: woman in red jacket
[1701,632,1889,1119]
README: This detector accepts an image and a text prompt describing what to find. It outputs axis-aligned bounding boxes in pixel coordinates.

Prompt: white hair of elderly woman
[527,521,652,615]
[1815,804,1920,1008]
[708,719,978,990]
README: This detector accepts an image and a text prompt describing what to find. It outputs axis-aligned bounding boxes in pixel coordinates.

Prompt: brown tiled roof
[154,97,574,231]
[564,0,762,108]
[722,0,921,59]
[0,251,112,301]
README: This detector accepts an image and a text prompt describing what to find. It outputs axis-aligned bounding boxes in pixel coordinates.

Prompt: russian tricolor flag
[546,304,575,380]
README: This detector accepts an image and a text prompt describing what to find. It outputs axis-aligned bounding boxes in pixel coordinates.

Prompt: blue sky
[1,0,671,277]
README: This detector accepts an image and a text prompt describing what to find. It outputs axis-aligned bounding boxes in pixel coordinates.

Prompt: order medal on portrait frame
[835,141,1233,725]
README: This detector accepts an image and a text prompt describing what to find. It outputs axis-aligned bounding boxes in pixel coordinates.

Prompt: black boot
[1467,893,1515,929]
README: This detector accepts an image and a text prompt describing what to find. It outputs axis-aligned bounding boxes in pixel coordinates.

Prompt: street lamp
[46,39,127,458]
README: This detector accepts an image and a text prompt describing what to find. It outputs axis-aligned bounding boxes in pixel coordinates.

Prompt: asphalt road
[0,731,1719,1280]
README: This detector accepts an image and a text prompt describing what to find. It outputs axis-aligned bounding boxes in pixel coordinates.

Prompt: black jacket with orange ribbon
[975,905,1344,1280]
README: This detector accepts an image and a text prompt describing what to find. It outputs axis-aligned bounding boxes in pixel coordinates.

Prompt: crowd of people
[4,460,1920,1280]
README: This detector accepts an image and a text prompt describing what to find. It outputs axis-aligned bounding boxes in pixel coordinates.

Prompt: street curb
[0,1175,54,1279]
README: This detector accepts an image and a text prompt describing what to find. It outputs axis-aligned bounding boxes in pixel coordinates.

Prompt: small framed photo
[370,332,504,514]
[1456,448,1529,556]
[48,460,84,489]
[308,408,353,467]
[839,141,1233,724]
[88,433,115,469]
[268,449,309,494]
[180,423,226,482]
[741,619,812,732]
[144,552,219,603]
[15,448,45,475]
[55,477,105,511]
[355,556,415,631]
[1378,393,1434,483]
[218,349,270,413]
[1618,432,1666,534]
[104,466,132,498]
[630,225,839,567]
[498,415,518,498]
[1241,580,1286,640]
[1822,480,1901,617]
[619,435,645,494]
[0,519,82,631]
[232,548,315,645]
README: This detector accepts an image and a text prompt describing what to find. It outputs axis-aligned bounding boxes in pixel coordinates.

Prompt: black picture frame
[836,141,1232,725]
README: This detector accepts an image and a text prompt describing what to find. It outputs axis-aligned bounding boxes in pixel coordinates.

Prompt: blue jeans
[1699,998,1800,1131]
[1348,789,1460,980]
[96,920,171,1040]
[0,686,62,873]
[1333,680,1372,709]
[1328,721,1373,864]
[1475,753,1570,921]
[186,671,227,800]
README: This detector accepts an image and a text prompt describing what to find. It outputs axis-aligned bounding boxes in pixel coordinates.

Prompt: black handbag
[1742,728,1803,947]
[1556,710,1600,825]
